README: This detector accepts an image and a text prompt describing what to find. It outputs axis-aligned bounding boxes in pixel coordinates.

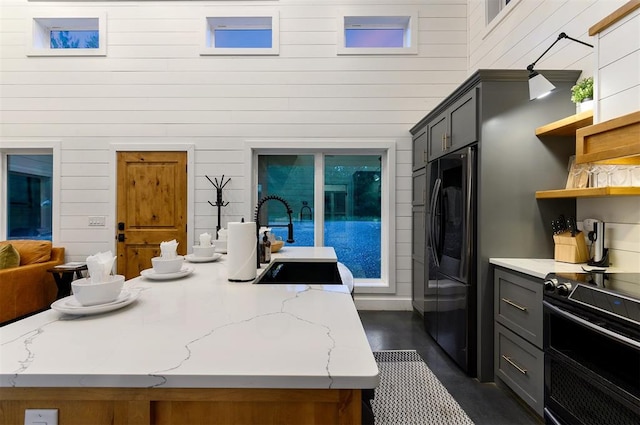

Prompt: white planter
[576,99,594,114]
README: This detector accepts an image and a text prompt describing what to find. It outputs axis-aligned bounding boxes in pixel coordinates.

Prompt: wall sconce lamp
[527,32,594,100]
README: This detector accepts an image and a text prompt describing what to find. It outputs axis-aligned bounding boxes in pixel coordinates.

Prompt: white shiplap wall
[0,0,468,309]
[468,0,640,272]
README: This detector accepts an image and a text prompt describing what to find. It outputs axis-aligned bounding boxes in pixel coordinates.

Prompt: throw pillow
[1,240,52,265]
[0,243,20,269]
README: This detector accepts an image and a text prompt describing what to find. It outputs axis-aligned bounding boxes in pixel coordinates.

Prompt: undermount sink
[254,260,343,285]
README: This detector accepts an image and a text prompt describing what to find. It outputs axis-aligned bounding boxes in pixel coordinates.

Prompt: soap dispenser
[261,231,271,263]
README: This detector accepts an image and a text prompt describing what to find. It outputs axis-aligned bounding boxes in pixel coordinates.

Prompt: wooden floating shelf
[535,110,594,136]
[536,186,640,199]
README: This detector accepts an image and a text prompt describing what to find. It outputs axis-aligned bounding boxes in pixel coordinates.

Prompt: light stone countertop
[0,247,379,390]
[489,258,630,279]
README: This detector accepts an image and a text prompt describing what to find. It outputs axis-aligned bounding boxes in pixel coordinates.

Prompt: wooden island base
[0,387,362,425]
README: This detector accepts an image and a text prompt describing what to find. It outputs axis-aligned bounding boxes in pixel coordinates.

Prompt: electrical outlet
[583,218,599,233]
[24,409,58,425]
[88,216,106,227]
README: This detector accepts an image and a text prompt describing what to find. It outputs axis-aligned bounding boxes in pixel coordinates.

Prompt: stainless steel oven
[542,272,640,425]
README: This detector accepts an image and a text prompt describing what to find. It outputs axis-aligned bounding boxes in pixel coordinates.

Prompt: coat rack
[206,175,230,237]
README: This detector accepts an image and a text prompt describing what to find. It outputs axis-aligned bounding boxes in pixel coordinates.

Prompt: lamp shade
[528,71,556,100]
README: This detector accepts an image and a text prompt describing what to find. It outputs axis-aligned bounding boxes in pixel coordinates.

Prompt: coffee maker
[586,219,609,266]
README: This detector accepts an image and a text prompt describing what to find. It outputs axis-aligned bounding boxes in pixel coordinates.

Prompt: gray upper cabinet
[412,129,428,171]
[428,89,477,161]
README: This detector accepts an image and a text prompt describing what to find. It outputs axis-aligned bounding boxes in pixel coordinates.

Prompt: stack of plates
[51,290,139,316]
[140,265,195,280]
[185,253,222,263]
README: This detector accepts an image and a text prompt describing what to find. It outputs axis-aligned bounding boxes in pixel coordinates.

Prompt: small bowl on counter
[72,275,125,306]
[151,256,184,274]
[192,245,215,258]
[270,240,285,253]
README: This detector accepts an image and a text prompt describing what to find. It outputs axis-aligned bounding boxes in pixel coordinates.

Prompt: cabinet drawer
[495,323,544,417]
[494,268,542,348]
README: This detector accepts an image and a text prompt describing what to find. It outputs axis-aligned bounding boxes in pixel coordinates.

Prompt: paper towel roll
[227,221,257,282]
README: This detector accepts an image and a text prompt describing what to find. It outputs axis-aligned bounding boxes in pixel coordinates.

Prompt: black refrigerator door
[431,146,476,374]
[436,271,470,372]
[424,160,440,340]
[437,147,474,284]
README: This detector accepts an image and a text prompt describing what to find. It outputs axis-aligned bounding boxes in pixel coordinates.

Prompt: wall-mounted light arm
[527,32,594,100]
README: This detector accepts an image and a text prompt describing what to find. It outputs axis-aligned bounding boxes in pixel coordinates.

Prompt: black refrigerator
[425,145,477,374]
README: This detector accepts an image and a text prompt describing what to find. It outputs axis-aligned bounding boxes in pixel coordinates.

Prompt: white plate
[51,290,139,316]
[140,265,194,280]
[185,253,222,263]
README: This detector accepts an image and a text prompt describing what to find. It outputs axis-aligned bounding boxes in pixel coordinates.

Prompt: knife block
[553,231,589,263]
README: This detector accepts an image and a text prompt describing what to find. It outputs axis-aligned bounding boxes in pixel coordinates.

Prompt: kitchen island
[0,247,378,424]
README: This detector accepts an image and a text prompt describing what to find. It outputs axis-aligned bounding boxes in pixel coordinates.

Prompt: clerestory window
[201,13,279,56]
[338,11,418,55]
[27,13,106,56]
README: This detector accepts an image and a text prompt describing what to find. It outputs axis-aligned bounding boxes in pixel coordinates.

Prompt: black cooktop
[545,272,640,327]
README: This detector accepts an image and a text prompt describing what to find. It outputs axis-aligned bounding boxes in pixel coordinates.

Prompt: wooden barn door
[116,151,187,279]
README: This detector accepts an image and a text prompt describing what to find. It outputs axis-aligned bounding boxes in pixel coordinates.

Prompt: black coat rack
[206,175,231,237]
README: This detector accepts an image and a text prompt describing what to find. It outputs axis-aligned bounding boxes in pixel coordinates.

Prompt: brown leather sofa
[0,240,65,324]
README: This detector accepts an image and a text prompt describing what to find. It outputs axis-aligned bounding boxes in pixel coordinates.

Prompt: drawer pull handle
[501,297,527,312]
[502,355,528,375]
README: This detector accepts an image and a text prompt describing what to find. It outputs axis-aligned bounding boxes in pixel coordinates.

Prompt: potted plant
[571,77,594,113]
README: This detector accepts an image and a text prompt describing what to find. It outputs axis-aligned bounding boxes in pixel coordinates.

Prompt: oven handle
[544,408,563,425]
[544,301,640,350]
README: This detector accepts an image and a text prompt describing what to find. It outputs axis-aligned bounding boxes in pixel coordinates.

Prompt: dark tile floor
[358,310,543,425]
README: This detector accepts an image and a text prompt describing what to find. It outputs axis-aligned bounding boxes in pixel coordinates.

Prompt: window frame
[484,0,522,37]
[337,8,418,55]
[0,141,61,242]
[26,11,107,57]
[245,140,396,294]
[200,11,280,56]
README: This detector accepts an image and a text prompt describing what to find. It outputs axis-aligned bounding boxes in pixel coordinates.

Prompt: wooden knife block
[554,231,589,263]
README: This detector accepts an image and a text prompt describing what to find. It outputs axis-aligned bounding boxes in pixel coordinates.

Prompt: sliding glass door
[257,154,382,279]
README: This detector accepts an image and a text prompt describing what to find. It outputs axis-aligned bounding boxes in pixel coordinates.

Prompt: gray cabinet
[494,267,544,417]
[410,69,580,382]
[427,89,477,161]
[411,167,426,314]
[412,129,428,170]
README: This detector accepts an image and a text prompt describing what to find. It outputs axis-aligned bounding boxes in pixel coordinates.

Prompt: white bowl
[72,275,124,306]
[192,245,215,257]
[151,256,184,274]
[214,239,227,253]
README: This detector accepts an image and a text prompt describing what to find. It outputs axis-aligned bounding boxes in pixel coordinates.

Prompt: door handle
[117,234,126,242]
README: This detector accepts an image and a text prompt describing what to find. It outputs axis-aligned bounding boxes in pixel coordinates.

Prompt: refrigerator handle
[429,177,442,268]
[460,147,475,282]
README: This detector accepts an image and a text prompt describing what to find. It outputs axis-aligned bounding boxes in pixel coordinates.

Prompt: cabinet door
[448,89,478,152]
[412,129,428,170]
[412,168,426,206]
[412,205,426,314]
[427,112,448,161]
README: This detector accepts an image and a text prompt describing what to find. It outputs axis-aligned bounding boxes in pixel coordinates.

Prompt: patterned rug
[370,350,475,425]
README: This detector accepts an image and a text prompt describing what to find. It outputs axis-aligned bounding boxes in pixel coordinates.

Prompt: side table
[47,263,88,299]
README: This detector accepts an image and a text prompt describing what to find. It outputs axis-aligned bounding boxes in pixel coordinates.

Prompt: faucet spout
[254,195,295,267]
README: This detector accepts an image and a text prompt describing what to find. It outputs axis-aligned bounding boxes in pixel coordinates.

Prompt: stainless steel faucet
[254,195,295,267]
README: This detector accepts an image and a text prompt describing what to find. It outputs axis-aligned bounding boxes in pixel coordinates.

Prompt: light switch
[24,409,58,425]
[88,216,106,227]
